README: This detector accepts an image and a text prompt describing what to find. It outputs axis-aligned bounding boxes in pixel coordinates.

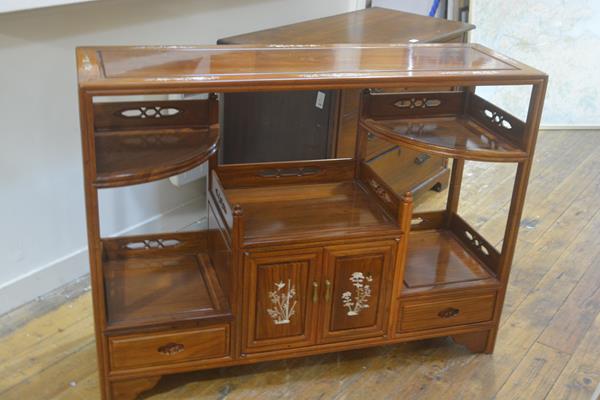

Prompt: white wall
[471,0,600,127]
[0,0,360,314]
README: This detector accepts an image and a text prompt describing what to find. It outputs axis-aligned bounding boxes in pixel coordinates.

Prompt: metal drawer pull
[325,280,332,302]
[158,342,185,355]
[312,281,319,303]
[414,153,431,165]
[438,307,460,318]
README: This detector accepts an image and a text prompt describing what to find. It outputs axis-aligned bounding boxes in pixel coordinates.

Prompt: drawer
[109,324,229,370]
[398,294,496,332]
[366,139,446,192]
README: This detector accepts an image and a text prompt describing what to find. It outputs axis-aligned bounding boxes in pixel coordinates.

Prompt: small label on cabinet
[315,91,326,109]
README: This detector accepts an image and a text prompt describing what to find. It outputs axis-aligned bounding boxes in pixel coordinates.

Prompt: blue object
[428,0,441,16]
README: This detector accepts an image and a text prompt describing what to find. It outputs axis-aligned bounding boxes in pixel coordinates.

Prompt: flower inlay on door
[267,280,297,325]
[341,272,373,316]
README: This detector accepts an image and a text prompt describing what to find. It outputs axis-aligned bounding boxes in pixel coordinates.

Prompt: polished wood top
[77,44,546,94]
[219,7,474,45]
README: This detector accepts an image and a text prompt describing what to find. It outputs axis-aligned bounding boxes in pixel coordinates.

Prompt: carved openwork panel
[119,106,181,119]
[365,91,464,118]
[394,97,441,109]
[93,99,213,131]
[467,94,526,148]
[122,238,182,251]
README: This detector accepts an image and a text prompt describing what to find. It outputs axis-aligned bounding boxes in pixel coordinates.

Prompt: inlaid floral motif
[341,272,373,316]
[267,280,297,325]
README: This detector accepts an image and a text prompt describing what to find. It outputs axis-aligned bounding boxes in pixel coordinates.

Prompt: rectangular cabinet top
[77,44,546,93]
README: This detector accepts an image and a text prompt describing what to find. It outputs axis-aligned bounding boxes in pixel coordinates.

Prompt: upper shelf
[76,44,547,94]
[92,97,218,188]
[360,91,529,162]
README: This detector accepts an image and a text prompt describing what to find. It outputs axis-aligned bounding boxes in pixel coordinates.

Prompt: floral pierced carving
[483,109,512,130]
[267,280,297,325]
[394,97,441,109]
[123,238,181,250]
[119,106,181,119]
[464,230,491,256]
[370,179,393,203]
[342,272,373,316]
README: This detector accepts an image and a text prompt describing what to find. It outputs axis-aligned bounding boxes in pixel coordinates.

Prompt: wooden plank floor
[1,130,600,400]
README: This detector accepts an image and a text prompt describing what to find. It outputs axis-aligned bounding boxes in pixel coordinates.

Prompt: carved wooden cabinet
[76,44,546,399]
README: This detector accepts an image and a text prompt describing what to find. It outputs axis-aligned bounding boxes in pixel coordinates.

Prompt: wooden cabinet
[243,249,321,352]
[76,43,547,399]
[243,242,397,353]
[320,242,396,342]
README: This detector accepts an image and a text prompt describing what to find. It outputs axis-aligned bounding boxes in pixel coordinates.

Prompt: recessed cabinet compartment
[102,232,231,333]
[398,293,496,332]
[109,324,230,371]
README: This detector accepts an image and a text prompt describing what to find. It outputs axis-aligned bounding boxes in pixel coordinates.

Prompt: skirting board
[0,197,206,316]
[540,125,600,130]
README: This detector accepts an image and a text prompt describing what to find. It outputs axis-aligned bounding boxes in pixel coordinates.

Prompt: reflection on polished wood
[225,181,399,246]
[95,126,219,188]
[219,7,474,45]
[77,44,545,92]
[362,116,527,162]
[403,230,497,293]
[102,233,231,333]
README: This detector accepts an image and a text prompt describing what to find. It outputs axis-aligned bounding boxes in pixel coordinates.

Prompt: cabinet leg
[109,376,161,400]
[451,330,494,354]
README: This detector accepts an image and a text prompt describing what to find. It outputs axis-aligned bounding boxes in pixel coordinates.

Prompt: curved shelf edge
[360,119,528,163]
[94,125,219,189]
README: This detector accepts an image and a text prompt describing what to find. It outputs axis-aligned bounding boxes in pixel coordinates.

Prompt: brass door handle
[438,307,460,318]
[312,281,319,303]
[325,280,332,302]
[414,153,431,165]
[158,342,184,355]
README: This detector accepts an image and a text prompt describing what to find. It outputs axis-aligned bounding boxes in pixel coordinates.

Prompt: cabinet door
[320,242,396,342]
[243,249,321,353]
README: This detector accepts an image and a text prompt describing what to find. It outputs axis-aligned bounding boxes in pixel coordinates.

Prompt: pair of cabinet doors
[242,240,398,353]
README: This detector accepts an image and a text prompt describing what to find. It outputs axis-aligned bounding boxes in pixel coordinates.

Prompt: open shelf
[360,91,528,162]
[361,116,527,162]
[402,213,500,296]
[102,232,231,333]
[224,180,401,246]
[94,126,219,188]
[92,97,219,188]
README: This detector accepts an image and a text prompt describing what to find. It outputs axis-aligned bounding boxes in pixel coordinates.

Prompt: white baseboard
[541,125,600,130]
[0,197,206,315]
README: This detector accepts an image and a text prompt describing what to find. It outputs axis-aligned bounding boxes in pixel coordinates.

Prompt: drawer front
[365,137,446,193]
[109,324,229,370]
[398,294,496,332]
